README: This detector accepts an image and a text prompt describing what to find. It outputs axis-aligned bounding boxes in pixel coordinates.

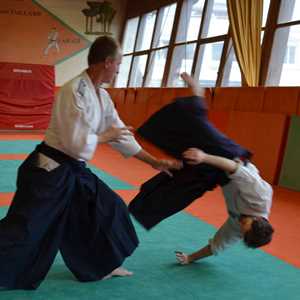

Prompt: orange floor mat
[0,154,28,160]
[0,193,14,206]
[0,132,44,140]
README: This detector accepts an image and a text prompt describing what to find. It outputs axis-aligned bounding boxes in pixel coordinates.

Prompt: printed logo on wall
[82,1,116,35]
[0,0,91,65]
[44,27,60,56]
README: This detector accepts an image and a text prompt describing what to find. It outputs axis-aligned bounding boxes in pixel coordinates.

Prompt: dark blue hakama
[129,96,251,229]
[0,143,138,289]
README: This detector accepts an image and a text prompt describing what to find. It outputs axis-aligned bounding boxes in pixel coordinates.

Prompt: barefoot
[102,267,133,280]
[111,267,133,277]
[180,72,205,97]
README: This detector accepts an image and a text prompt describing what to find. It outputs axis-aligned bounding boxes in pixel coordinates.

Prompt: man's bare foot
[180,72,205,97]
[102,267,133,280]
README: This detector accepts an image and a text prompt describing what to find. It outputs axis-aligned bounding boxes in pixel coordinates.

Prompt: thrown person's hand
[99,125,134,143]
[175,251,190,265]
[152,159,183,176]
[182,148,207,165]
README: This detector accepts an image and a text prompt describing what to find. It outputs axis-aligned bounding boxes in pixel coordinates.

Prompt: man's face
[103,51,122,83]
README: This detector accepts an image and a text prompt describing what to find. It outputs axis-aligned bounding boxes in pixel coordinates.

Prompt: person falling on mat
[176,147,274,264]
[175,74,274,263]
[129,72,252,230]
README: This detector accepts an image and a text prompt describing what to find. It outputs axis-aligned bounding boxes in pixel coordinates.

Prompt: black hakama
[0,142,138,290]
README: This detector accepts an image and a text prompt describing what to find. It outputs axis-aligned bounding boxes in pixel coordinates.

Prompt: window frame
[118,0,289,87]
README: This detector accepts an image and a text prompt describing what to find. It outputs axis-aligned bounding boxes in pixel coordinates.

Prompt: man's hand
[152,159,183,176]
[182,148,207,165]
[99,125,134,144]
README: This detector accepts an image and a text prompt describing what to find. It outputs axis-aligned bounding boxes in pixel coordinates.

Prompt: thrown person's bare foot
[180,72,205,97]
[102,267,133,280]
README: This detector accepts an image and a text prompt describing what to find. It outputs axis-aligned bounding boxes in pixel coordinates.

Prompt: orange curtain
[227,0,263,86]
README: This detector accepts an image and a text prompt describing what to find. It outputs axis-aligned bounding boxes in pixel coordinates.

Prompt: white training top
[209,161,273,255]
[43,71,141,164]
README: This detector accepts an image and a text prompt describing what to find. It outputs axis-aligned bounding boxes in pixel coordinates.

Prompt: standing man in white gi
[0,36,181,290]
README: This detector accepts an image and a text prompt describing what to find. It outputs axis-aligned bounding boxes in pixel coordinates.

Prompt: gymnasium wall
[0,0,127,129]
[1,0,127,86]
[106,87,300,191]
[35,0,127,86]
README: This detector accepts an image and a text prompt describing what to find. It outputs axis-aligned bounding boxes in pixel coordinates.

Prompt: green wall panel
[279,115,300,191]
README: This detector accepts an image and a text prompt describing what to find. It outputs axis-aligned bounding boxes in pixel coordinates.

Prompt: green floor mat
[0,160,134,193]
[279,115,300,191]
[0,140,41,154]
[0,207,299,300]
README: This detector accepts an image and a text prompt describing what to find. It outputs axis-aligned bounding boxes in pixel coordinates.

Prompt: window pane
[176,0,205,42]
[129,55,148,87]
[266,25,300,86]
[262,0,271,27]
[115,56,132,87]
[278,0,300,24]
[201,0,229,38]
[123,18,139,54]
[195,42,224,87]
[145,48,168,87]
[261,30,265,44]
[222,43,241,86]
[153,4,176,48]
[136,11,157,51]
[167,43,196,87]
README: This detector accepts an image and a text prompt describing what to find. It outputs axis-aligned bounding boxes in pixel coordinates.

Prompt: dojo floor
[0,132,300,300]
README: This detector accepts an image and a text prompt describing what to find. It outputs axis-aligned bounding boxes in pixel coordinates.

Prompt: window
[116,3,177,87]
[145,48,168,87]
[284,46,296,64]
[135,11,157,51]
[115,56,132,87]
[262,0,271,27]
[172,0,228,87]
[201,0,229,38]
[176,0,205,42]
[211,43,223,61]
[167,43,196,87]
[222,41,241,87]
[118,0,286,87]
[153,4,176,48]
[122,18,139,54]
[129,55,148,87]
[264,0,300,86]
[266,25,300,86]
[195,42,224,87]
[278,0,300,24]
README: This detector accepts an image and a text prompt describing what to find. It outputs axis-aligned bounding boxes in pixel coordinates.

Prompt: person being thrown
[174,74,274,264]
[129,72,252,230]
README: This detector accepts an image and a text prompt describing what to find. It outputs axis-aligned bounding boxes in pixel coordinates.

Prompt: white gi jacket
[209,162,273,255]
[40,71,141,170]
